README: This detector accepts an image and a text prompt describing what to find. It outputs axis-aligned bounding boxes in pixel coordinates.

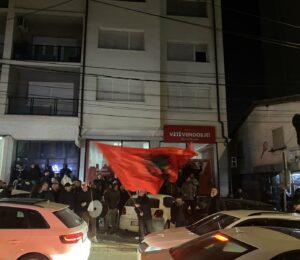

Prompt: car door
[0,206,32,260]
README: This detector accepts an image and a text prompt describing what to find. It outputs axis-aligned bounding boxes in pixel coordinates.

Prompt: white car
[0,198,91,260]
[119,194,174,233]
[142,226,300,259]
[138,210,300,258]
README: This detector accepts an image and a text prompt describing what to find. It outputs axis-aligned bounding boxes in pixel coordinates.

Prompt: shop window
[15,141,79,177]
[167,0,207,18]
[167,42,208,62]
[97,77,144,102]
[98,29,144,50]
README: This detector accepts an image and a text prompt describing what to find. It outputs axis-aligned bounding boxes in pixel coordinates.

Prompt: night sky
[222,0,300,137]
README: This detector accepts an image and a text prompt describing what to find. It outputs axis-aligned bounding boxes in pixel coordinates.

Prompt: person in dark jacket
[58,183,75,210]
[171,196,187,227]
[293,188,300,213]
[28,164,41,184]
[78,182,98,243]
[207,187,225,215]
[30,181,54,201]
[104,183,120,234]
[135,191,153,241]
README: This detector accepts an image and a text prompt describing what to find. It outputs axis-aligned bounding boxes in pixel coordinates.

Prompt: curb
[91,241,138,251]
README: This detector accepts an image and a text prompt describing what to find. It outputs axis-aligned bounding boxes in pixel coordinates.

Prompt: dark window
[0,207,28,229]
[236,218,300,229]
[0,0,8,8]
[163,197,175,208]
[235,218,268,227]
[16,141,79,177]
[54,207,83,228]
[272,250,300,260]
[170,232,256,260]
[149,199,160,208]
[167,0,207,18]
[195,51,207,62]
[0,206,49,229]
[187,213,239,236]
[27,210,49,229]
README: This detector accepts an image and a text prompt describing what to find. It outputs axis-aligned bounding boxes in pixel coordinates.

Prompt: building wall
[236,101,300,174]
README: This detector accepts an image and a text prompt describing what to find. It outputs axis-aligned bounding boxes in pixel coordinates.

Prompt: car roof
[0,198,68,212]
[220,210,300,219]
[220,226,300,249]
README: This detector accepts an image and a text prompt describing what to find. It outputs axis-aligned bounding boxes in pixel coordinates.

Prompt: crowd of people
[1,160,300,242]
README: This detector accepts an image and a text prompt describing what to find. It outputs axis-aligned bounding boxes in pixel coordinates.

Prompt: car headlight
[145,246,162,252]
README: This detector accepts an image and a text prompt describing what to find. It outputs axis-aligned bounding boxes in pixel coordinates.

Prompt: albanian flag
[97,143,197,194]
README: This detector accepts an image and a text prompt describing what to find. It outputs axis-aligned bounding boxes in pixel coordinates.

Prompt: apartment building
[0,0,229,195]
[0,0,84,180]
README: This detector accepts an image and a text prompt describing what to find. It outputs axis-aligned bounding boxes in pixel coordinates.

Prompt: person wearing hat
[58,183,75,210]
[78,182,98,243]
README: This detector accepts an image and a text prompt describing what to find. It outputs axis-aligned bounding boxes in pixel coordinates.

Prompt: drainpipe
[79,0,89,137]
[211,0,231,195]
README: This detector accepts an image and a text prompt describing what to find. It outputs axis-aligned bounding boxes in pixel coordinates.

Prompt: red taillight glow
[122,207,126,215]
[154,209,163,218]
[213,234,229,242]
[60,232,83,244]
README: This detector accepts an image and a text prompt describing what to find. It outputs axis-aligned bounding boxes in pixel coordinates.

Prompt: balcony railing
[14,44,81,62]
[7,97,78,117]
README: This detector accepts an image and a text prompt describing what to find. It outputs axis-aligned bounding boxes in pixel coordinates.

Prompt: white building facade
[231,96,300,200]
[0,0,229,195]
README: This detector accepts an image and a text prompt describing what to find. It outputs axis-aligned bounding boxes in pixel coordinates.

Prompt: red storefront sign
[164,125,216,143]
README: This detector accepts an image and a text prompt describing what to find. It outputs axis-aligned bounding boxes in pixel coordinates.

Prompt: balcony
[14,44,81,62]
[7,97,78,117]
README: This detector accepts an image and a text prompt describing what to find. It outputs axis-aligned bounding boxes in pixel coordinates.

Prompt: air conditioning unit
[17,16,29,32]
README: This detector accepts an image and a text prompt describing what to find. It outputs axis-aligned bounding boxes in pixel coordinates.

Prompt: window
[0,207,28,229]
[0,207,49,229]
[272,250,300,260]
[97,77,144,102]
[187,213,240,236]
[54,208,83,228]
[98,29,144,50]
[27,210,49,229]
[167,84,211,109]
[167,0,207,18]
[235,218,300,229]
[163,197,175,208]
[168,42,208,62]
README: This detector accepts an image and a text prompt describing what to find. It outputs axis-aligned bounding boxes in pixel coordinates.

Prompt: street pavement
[88,230,139,260]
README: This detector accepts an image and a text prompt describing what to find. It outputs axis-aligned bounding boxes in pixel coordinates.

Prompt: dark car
[192,196,276,222]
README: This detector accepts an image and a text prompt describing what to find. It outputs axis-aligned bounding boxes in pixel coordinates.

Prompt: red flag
[96,143,197,194]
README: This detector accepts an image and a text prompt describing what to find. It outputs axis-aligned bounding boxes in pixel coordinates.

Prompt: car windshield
[170,232,256,260]
[187,213,239,236]
[54,207,84,228]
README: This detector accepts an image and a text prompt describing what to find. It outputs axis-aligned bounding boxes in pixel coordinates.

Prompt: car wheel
[18,253,49,260]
